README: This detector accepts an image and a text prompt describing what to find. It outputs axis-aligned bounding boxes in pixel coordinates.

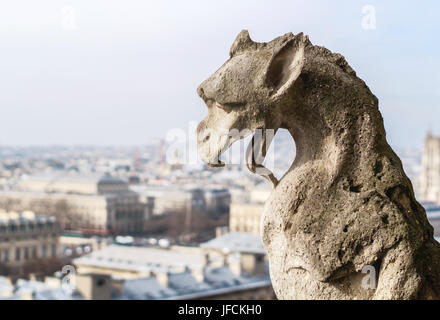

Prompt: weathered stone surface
[196,30,440,299]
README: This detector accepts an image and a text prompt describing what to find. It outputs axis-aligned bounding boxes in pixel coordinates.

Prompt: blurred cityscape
[0,131,439,300]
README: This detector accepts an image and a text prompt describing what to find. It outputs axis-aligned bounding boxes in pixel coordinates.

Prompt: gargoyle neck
[280,83,386,181]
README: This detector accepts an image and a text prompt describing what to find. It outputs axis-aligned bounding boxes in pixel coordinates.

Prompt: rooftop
[117,266,270,300]
[0,277,82,300]
[73,245,205,273]
[0,190,133,200]
[0,261,271,300]
[98,174,127,185]
[201,232,266,255]
[0,210,56,225]
[17,172,130,195]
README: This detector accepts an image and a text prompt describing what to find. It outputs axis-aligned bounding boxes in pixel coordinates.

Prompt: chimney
[45,276,62,289]
[20,290,35,300]
[155,270,170,288]
[191,266,205,283]
[221,254,229,267]
[228,253,242,277]
[112,278,125,296]
[1,280,14,298]
[75,274,112,300]
[240,253,266,276]
[29,273,44,282]
[216,226,229,238]
[202,253,210,267]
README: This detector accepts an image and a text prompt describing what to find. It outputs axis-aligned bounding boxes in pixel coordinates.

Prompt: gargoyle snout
[197,82,212,103]
[197,85,205,100]
[196,121,210,144]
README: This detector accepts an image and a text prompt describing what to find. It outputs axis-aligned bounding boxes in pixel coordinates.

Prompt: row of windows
[0,233,58,243]
[115,224,143,233]
[0,244,57,263]
[0,222,57,234]
[115,210,144,220]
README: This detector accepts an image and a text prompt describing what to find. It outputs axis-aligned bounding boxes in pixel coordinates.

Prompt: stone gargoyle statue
[196,30,440,299]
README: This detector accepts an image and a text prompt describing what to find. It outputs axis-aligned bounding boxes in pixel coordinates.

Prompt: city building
[201,232,267,277]
[0,233,275,300]
[420,132,440,204]
[421,201,440,237]
[0,173,152,235]
[229,182,271,235]
[229,203,264,235]
[73,245,206,280]
[0,211,60,270]
[59,232,109,255]
[131,183,230,237]
[131,184,230,218]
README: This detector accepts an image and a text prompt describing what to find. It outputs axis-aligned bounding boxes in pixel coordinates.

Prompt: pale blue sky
[0,0,439,149]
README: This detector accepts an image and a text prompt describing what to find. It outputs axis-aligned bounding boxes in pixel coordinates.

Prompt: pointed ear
[229,30,256,57]
[265,34,306,99]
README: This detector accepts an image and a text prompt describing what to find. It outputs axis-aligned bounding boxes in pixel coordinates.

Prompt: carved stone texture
[196,30,440,299]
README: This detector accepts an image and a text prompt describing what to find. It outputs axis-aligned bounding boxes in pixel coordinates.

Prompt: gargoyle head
[196,30,307,185]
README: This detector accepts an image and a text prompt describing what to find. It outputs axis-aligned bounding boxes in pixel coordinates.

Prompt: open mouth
[200,130,235,168]
[207,149,226,167]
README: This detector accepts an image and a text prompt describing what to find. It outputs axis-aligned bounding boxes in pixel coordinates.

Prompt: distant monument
[196,30,440,299]
[420,132,440,205]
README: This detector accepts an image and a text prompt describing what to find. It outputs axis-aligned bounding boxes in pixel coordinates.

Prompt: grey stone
[196,30,440,299]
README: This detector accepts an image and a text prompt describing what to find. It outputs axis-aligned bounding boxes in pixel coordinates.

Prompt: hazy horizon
[1,0,439,150]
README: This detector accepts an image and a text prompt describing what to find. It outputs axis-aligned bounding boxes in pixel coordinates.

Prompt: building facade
[229,203,264,235]
[0,173,151,235]
[0,211,60,270]
[420,132,440,204]
[131,184,230,218]
[229,183,271,235]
